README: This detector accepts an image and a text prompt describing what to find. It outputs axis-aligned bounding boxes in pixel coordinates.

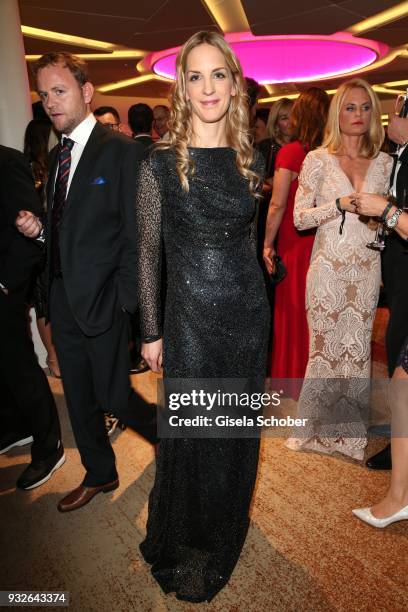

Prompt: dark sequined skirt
[140,437,260,602]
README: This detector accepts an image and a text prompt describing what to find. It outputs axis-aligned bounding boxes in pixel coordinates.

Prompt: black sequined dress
[136,147,269,602]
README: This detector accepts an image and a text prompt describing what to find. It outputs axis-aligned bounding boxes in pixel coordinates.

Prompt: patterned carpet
[1,309,407,611]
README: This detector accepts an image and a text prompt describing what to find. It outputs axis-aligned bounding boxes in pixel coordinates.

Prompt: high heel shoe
[352,504,408,528]
[284,437,305,451]
[46,357,61,379]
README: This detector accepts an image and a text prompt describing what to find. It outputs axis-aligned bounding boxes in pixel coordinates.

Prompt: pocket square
[90,176,107,185]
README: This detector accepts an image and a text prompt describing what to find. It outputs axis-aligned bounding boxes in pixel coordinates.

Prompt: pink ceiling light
[139,31,388,84]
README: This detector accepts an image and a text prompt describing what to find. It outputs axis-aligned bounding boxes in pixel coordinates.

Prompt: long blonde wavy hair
[156,31,261,196]
[323,78,384,158]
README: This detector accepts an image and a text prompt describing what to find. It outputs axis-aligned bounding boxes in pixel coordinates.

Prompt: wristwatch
[385,207,403,229]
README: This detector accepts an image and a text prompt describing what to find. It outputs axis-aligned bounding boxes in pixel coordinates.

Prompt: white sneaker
[0,434,33,455]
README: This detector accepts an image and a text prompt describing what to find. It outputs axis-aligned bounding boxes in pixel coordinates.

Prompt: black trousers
[383,236,408,375]
[129,310,142,362]
[0,288,61,461]
[50,278,157,487]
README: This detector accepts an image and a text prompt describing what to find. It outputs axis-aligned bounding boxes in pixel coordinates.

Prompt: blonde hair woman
[259,97,293,184]
[288,79,393,459]
[267,97,293,146]
[136,31,268,602]
[323,78,384,156]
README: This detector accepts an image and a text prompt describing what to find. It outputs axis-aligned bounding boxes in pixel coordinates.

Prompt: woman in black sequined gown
[136,32,269,602]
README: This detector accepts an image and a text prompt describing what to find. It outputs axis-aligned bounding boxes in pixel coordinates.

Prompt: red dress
[270,141,315,379]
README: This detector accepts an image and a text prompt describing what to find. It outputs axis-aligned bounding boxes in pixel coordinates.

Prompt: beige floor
[1,367,407,612]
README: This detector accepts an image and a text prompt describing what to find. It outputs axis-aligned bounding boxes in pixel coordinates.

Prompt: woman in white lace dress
[289,79,393,460]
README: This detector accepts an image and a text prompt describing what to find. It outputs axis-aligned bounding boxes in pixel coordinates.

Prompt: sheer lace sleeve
[294,151,340,230]
[135,156,162,341]
[382,153,394,194]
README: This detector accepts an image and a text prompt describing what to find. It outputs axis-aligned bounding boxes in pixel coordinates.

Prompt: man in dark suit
[128,103,154,149]
[0,144,63,489]
[17,52,156,512]
[366,113,408,470]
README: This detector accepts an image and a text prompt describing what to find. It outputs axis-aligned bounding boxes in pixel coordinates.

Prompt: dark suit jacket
[133,135,153,149]
[46,121,146,336]
[383,147,408,282]
[382,146,408,372]
[0,145,43,297]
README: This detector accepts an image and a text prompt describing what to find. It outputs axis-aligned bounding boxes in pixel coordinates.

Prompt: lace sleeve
[294,151,340,230]
[135,156,162,341]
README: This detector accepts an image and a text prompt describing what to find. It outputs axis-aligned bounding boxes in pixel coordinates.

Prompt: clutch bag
[269,255,287,285]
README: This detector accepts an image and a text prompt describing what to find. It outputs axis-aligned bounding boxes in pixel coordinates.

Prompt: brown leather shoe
[57,479,119,513]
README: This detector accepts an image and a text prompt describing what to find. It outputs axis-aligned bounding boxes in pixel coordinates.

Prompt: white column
[0,0,32,150]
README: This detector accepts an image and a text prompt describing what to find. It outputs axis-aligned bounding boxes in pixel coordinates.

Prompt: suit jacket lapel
[398,145,408,166]
[389,154,398,190]
[46,145,59,262]
[46,145,59,212]
[45,145,59,299]
[396,147,408,202]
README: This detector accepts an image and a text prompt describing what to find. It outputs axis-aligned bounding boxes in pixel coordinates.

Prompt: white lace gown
[290,147,393,459]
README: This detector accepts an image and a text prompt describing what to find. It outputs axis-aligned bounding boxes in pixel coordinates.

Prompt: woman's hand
[263,168,293,274]
[263,246,276,274]
[141,339,163,373]
[339,196,358,213]
[352,193,389,217]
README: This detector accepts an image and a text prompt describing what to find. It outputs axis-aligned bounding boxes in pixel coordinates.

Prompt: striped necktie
[51,137,74,277]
